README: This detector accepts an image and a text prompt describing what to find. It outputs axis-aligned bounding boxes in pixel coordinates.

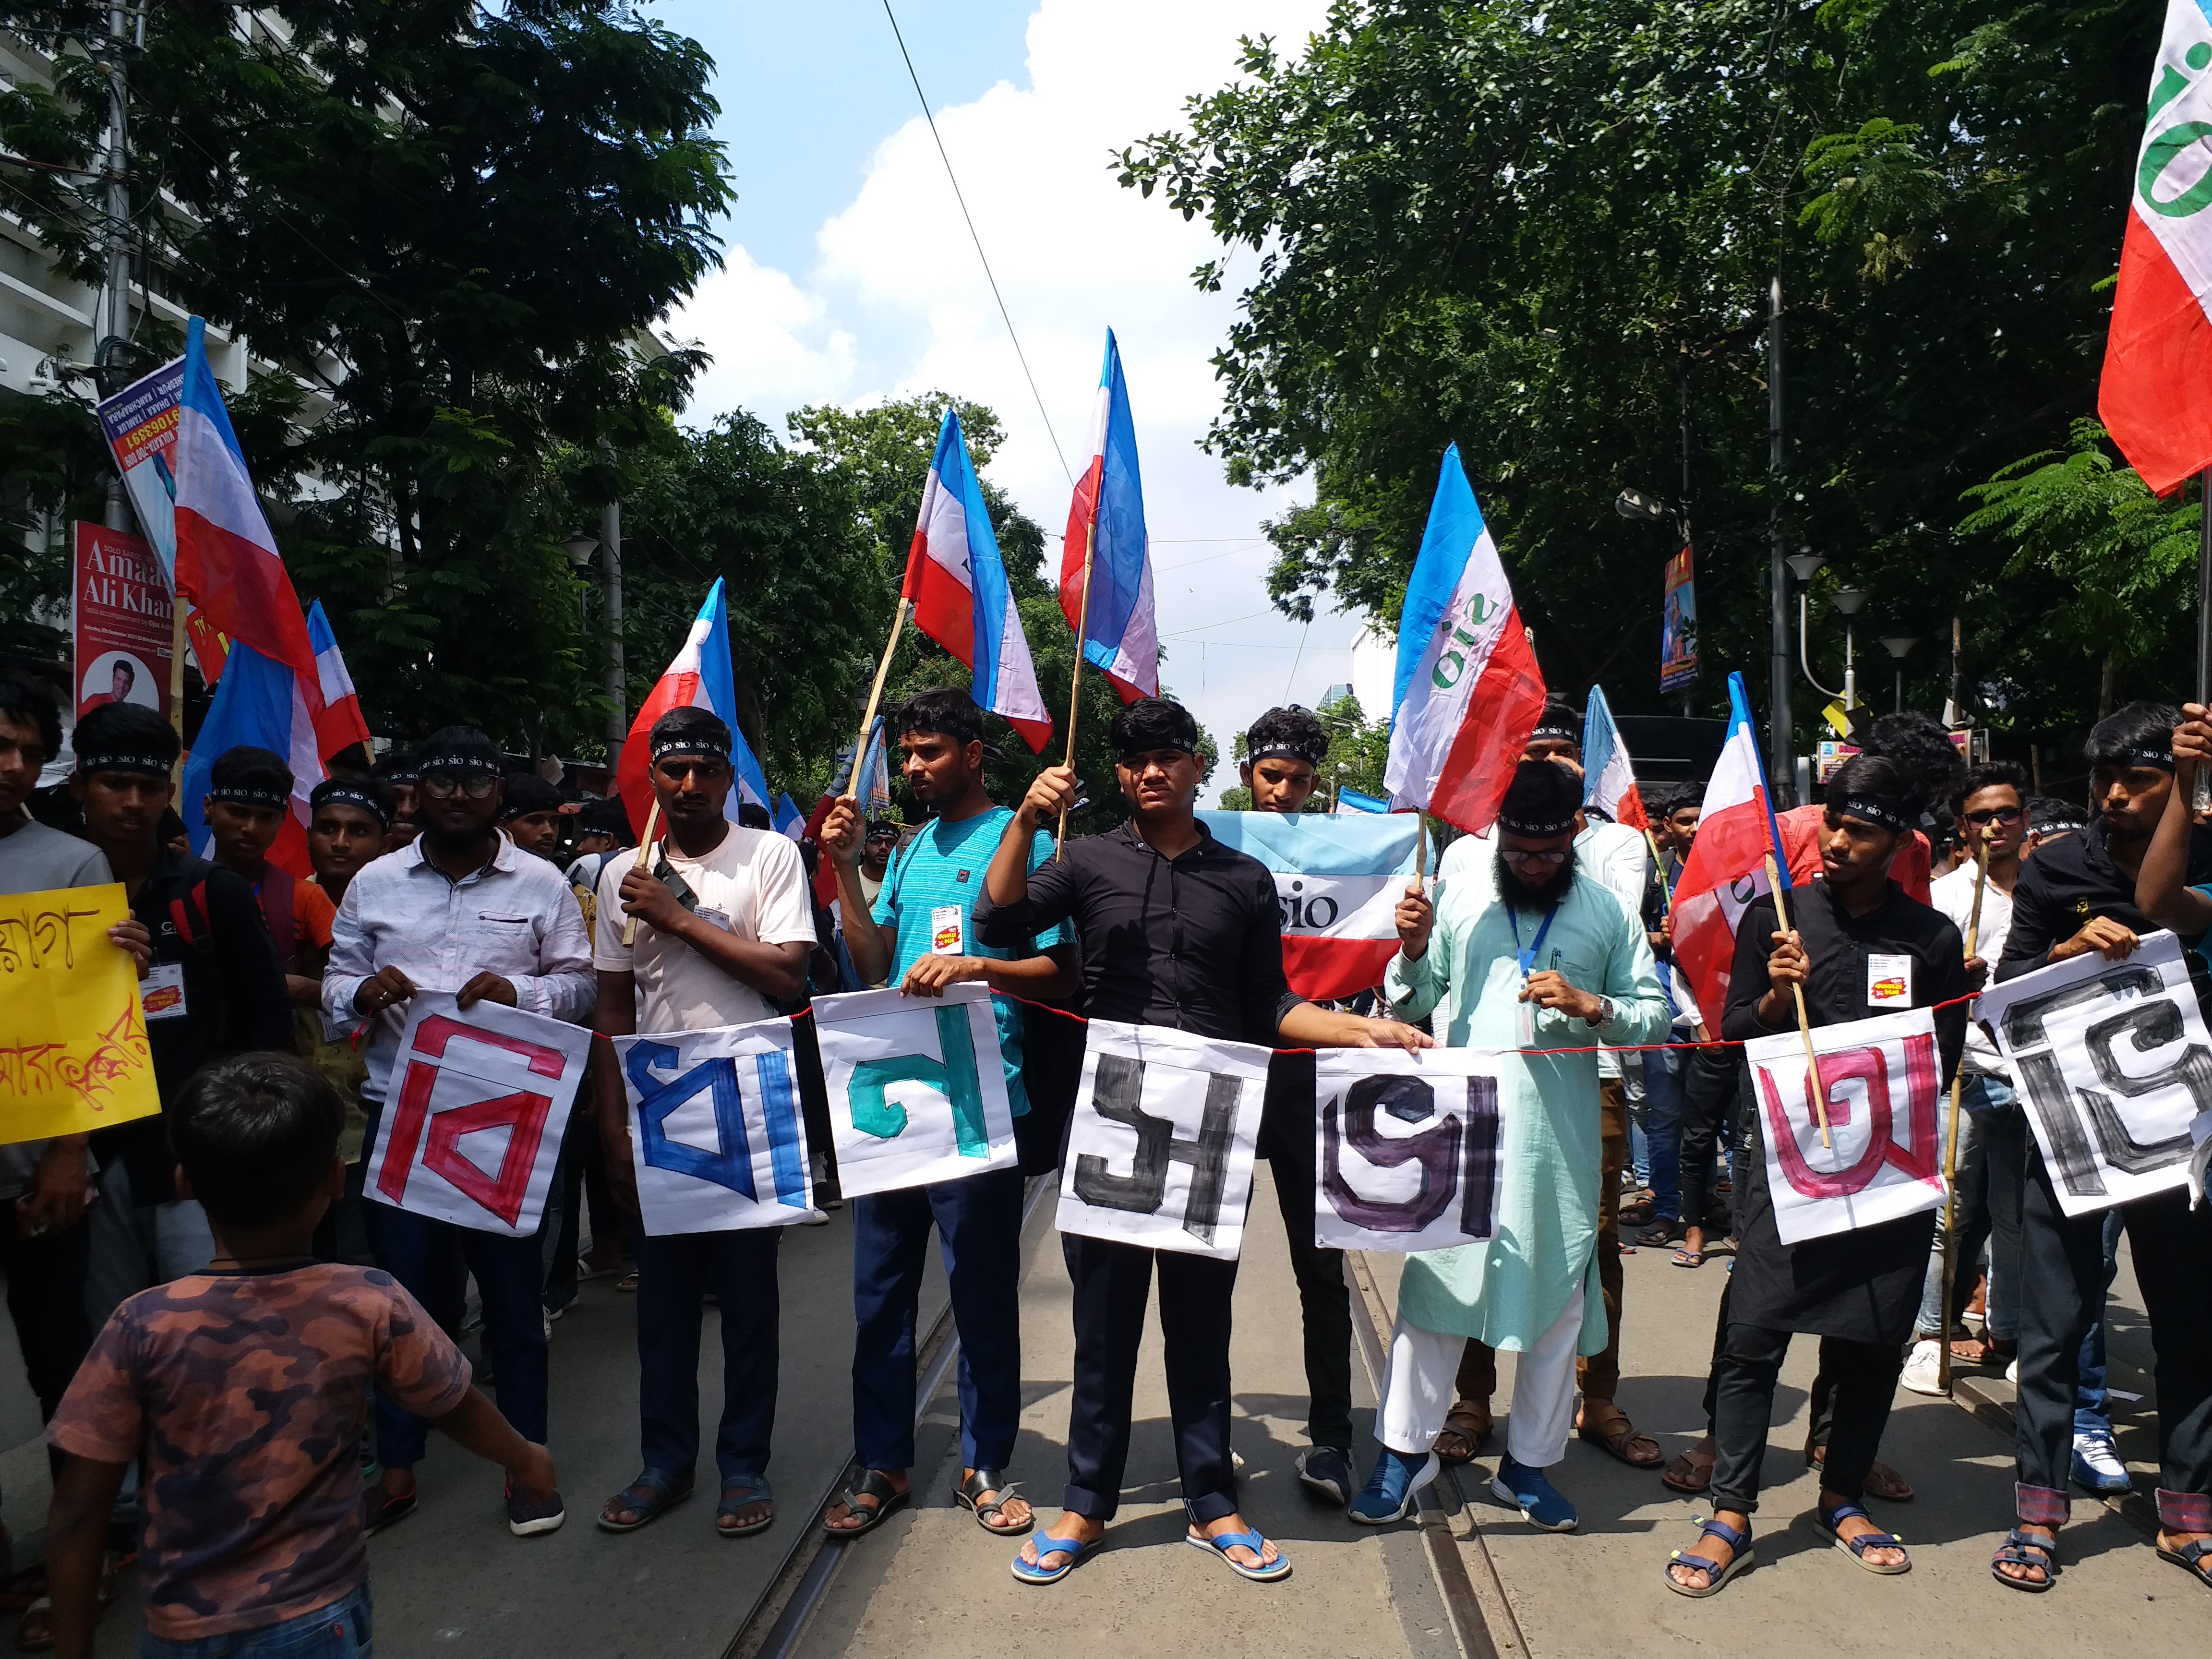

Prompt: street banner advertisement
[1744,1006,1948,1244]
[366,995,591,1236]
[812,983,1017,1197]
[1312,1048,1506,1252]
[1057,1021,1271,1261]
[93,354,185,588]
[1976,930,2212,1216]
[0,883,158,1144]
[1197,811,1419,1003]
[71,522,174,722]
[613,1018,814,1235]
[1660,545,1698,691]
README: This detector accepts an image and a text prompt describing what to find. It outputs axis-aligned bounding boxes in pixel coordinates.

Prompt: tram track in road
[724,1172,1057,1659]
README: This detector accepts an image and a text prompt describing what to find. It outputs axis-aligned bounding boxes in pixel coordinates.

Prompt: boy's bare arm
[48,1453,127,1659]
[433,1386,556,1499]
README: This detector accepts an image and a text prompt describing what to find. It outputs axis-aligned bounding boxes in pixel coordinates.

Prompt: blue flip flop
[1186,1527,1292,1582]
[1010,1532,1099,1585]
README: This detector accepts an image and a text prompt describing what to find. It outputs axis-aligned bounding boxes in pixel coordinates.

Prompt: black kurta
[1719,879,1967,1344]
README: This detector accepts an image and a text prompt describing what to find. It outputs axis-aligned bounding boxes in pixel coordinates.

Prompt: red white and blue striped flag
[1197,811,1421,1002]
[1059,330,1157,702]
[1670,672,1789,1019]
[306,600,371,759]
[1581,684,1647,830]
[1382,445,1547,833]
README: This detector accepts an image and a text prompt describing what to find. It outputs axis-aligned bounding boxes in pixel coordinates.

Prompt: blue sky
[644,1,1380,802]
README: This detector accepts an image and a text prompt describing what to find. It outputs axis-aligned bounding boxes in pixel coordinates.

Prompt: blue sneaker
[1348,1448,1440,1525]
[1296,1444,1355,1506]
[1490,1454,1577,1532]
[2071,1430,2131,1495]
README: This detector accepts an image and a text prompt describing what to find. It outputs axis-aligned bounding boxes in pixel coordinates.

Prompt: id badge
[1866,952,1914,1009]
[142,961,188,1021]
[930,904,965,956]
[1515,992,1537,1049]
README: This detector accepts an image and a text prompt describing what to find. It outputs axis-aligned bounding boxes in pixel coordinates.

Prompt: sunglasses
[1962,805,2024,827]
[419,772,497,800]
[1501,847,1570,867]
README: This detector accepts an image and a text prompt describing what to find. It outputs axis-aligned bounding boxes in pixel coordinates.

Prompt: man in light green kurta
[1348,761,1667,1533]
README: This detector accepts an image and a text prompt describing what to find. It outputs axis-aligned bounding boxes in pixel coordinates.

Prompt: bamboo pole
[1415,812,1430,883]
[166,601,187,738]
[847,596,911,800]
[1935,830,1991,1394]
[1644,827,1674,912]
[1054,517,1098,861]
[1765,853,1832,1149]
[620,798,662,947]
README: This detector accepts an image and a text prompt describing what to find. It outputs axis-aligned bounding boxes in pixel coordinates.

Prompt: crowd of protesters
[0,661,2206,1654]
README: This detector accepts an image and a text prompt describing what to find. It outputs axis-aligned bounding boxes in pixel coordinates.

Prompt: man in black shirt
[69,704,291,1321]
[976,697,1429,1585]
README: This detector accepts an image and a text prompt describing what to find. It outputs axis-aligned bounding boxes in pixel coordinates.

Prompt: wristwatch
[1586,995,1615,1028]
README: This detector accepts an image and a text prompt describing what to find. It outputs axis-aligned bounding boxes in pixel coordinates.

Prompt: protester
[308,775,394,909]
[500,773,565,861]
[592,708,816,1539]
[817,688,1077,1541]
[1980,704,2212,1591]
[202,744,335,1009]
[324,725,592,1538]
[69,704,291,1331]
[1431,699,1658,1473]
[979,696,1431,1586]
[372,749,421,854]
[43,1052,559,1659]
[1901,761,2029,1397]
[858,817,900,909]
[1662,755,1966,1596]
[567,797,634,935]
[1633,784,1704,1249]
[2025,795,2088,853]
[0,675,150,1604]
[1231,703,1365,1502]
[1354,759,1667,1531]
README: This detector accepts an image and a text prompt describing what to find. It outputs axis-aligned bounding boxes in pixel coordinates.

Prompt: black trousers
[1061,1232,1238,1524]
[0,1198,91,1421]
[2014,1141,2212,1507]
[1709,1317,1903,1515]
[1258,1053,1354,1451]
[1698,1277,1895,1466]
[1676,1044,1741,1233]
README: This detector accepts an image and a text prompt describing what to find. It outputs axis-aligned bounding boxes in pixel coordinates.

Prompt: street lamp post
[1879,635,1918,715]
[1788,553,1874,715]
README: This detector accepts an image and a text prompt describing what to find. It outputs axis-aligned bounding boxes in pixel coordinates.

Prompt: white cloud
[680,0,1366,798]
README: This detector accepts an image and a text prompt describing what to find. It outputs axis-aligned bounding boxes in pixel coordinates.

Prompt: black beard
[1495,844,1578,909]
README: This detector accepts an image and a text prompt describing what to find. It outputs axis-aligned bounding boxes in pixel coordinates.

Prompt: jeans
[140,1583,372,1657]
[1624,1056,1650,1187]
[637,1228,780,1485]
[2071,1209,2126,1438]
[1915,1090,1997,1337]
[0,1196,92,1421]
[1639,1042,1689,1224]
[85,1157,216,1326]
[851,1169,1022,1473]
[1676,1045,1741,1234]
[363,1203,548,1467]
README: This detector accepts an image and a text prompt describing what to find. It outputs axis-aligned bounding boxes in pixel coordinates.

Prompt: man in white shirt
[1429,700,1661,1471]
[324,726,594,1539]
[1904,761,2029,1398]
[591,709,816,1540]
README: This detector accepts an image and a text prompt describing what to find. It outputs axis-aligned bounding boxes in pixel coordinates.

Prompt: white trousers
[1377,1298,1585,1469]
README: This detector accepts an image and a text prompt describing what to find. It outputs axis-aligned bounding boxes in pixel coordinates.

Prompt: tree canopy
[1120,0,2176,761]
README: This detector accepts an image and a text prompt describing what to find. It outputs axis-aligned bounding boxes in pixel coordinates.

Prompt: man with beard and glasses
[816,688,1077,1543]
[978,696,1432,1587]
[1662,755,1966,1597]
[1351,760,1667,1533]
[324,726,593,1541]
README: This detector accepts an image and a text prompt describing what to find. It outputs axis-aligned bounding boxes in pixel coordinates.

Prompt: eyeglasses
[419,772,496,800]
[1962,805,2024,827]
[1500,847,1570,867]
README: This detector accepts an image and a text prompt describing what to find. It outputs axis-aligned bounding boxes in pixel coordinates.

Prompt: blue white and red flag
[306,600,372,758]
[614,578,772,836]
[1381,445,1546,833]
[906,409,1050,751]
[1197,811,1421,1002]
[1058,330,1157,702]
[1670,672,1789,1019]
[178,641,322,877]
[1581,685,1647,830]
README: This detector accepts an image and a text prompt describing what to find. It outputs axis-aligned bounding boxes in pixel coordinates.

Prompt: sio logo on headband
[650,734,731,764]
[208,786,289,810]
[75,750,171,779]
[1833,795,1913,832]
[314,783,390,827]
[2118,744,2177,773]
[1249,741,1324,768]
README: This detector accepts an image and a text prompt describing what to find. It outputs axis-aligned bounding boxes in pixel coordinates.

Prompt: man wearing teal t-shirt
[817,689,1078,1542]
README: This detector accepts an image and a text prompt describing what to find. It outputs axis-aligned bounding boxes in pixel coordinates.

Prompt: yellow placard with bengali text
[0,883,159,1144]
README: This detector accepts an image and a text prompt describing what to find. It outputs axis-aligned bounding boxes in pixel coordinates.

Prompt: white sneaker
[1899,1337,1946,1396]
[2006,1358,2019,1385]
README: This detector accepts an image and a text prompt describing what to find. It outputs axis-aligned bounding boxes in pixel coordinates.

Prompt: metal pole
[1768,275,1791,803]
[102,1,132,542]
[1680,381,1696,717]
[602,498,626,754]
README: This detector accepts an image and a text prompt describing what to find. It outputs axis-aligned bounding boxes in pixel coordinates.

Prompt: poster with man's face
[71,523,173,721]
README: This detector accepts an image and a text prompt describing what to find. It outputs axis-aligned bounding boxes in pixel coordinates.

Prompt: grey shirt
[0,817,113,1200]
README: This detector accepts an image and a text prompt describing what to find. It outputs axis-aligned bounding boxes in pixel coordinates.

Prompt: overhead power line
[879,0,1073,486]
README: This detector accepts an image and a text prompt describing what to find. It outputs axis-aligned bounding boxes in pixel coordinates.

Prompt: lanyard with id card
[1507,901,1562,1047]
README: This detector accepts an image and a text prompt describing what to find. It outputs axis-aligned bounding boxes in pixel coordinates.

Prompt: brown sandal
[1662,1445,1715,1494]
[1578,1400,1662,1467]
[1431,1406,1492,1465]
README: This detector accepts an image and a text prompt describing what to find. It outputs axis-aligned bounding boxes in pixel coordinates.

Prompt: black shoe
[1296,1445,1354,1505]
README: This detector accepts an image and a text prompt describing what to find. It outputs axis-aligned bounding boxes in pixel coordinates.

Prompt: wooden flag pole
[1644,827,1674,913]
[1765,853,1832,1149]
[619,798,662,947]
[847,596,911,799]
[166,602,188,738]
[1415,812,1430,882]
[1935,830,1990,1395]
[1054,518,1098,862]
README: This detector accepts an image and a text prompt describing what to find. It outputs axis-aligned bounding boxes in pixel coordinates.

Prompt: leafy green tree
[1219,693,1389,810]
[1118,0,2166,755]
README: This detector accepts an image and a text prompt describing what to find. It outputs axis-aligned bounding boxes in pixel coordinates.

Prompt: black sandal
[2157,1537,2212,1591]
[957,1468,1033,1535]
[822,1468,910,1539]
[1991,1528,2058,1592]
